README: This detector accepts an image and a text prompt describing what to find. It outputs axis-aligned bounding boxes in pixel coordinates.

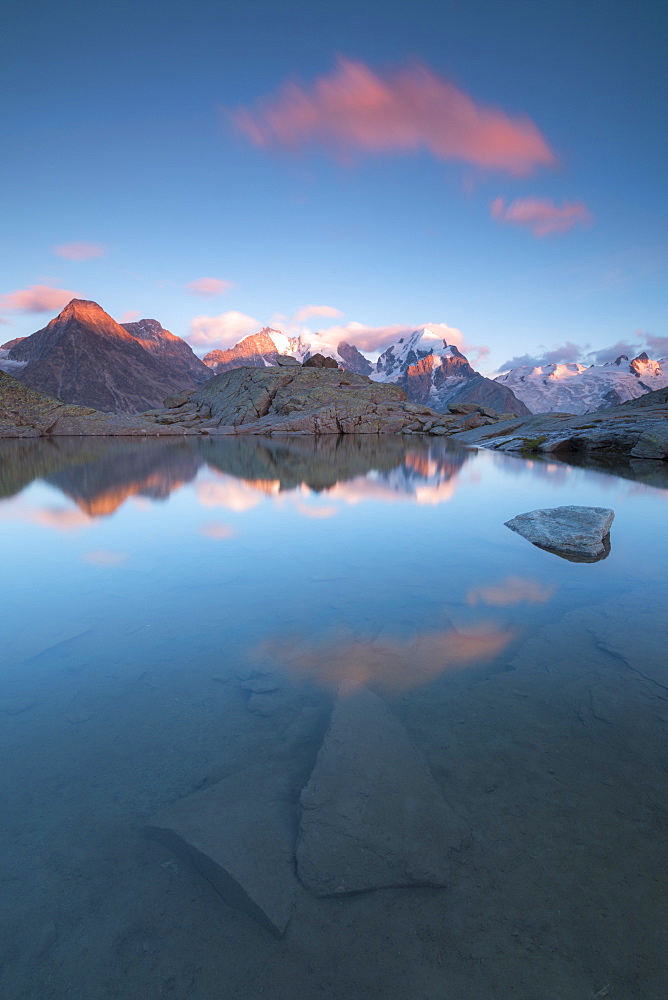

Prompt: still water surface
[1,436,666,999]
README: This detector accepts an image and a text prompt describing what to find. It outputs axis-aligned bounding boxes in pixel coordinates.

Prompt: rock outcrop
[504,506,614,561]
[153,366,462,435]
[297,687,465,896]
[448,385,668,462]
[145,764,299,936]
[7,300,208,413]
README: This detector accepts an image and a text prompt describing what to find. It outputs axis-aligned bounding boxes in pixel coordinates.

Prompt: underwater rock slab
[296,687,465,897]
[504,505,614,561]
[145,764,298,936]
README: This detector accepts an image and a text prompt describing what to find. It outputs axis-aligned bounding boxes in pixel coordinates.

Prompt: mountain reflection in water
[0,435,473,519]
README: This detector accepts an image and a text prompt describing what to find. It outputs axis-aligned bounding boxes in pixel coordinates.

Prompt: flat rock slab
[296,687,465,896]
[504,505,614,561]
[145,764,298,936]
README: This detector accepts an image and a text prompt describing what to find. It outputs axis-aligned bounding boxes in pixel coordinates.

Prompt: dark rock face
[336,341,373,375]
[302,353,339,369]
[203,329,283,372]
[121,319,210,386]
[444,374,530,415]
[8,300,208,413]
[1,337,25,350]
[0,369,186,437]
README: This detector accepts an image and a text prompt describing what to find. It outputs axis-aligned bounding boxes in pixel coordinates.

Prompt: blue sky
[1,0,666,372]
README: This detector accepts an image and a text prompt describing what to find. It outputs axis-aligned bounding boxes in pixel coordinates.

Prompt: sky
[1,0,666,373]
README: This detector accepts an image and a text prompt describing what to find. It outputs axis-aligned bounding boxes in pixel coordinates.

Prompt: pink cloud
[315,320,489,361]
[188,310,261,348]
[187,277,233,297]
[53,241,106,261]
[234,56,556,176]
[0,285,80,313]
[491,196,592,237]
[119,309,141,323]
[294,304,343,323]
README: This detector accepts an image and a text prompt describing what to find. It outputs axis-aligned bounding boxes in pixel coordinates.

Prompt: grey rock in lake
[296,687,466,897]
[504,505,615,560]
[145,764,298,936]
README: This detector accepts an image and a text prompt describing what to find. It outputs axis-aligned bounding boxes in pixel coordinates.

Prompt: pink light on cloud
[317,320,489,362]
[234,56,556,176]
[294,304,343,323]
[0,285,80,313]
[119,310,141,323]
[491,196,592,237]
[188,310,261,348]
[53,241,106,261]
[187,277,233,298]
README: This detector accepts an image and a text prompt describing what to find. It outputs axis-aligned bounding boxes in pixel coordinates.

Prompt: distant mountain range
[0,299,665,417]
[495,354,668,414]
[203,326,529,415]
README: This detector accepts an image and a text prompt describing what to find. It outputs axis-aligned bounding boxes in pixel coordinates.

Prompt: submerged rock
[145,764,298,936]
[504,505,614,561]
[296,687,466,896]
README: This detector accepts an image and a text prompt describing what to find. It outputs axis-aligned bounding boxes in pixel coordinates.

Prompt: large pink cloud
[0,285,80,313]
[188,310,261,348]
[234,57,556,176]
[316,320,489,361]
[53,241,106,261]
[491,196,592,237]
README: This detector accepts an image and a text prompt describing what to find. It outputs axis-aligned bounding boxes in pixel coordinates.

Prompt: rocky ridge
[149,366,517,436]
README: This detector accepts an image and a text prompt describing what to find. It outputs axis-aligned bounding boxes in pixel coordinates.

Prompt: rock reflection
[0,435,473,521]
[253,624,513,693]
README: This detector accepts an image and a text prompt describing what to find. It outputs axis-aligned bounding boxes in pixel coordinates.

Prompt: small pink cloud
[119,310,141,323]
[82,550,127,566]
[53,241,106,261]
[200,522,237,539]
[491,196,592,237]
[187,277,233,298]
[294,304,343,323]
[0,285,80,313]
[467,576,555,607]
[234,56,556,176]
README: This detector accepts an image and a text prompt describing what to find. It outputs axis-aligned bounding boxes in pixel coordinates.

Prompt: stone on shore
[145,764,298,936]
[296,687,466,897]
[504,505,615,560]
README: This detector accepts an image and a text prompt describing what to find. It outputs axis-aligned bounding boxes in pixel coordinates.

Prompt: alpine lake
[1,434,666,1000]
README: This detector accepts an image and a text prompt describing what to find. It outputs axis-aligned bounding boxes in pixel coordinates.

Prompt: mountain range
[494,354,668,414]
[0,298,665,417]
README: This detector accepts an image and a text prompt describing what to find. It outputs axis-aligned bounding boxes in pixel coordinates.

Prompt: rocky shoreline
[2,366,667,463]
